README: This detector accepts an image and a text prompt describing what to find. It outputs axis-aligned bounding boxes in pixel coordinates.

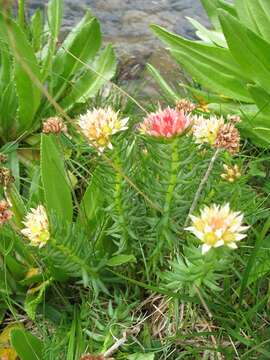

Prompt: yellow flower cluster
[78,107,129,152]
[186,203,249,254]
[192,115,224,145]
[221,164,241,183]
[21,205,50,248]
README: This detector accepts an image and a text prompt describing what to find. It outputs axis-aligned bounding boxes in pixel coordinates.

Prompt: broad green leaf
[5,255,26,280]
[151,25,252,102]
[171,48,251,102]
[187,17,226,47]
[146,63,179,102]
[219,10,270,94]
[0,324,22,360]
[52,10,94,77]
[61,44,117,110]
[245,0,270,43]
[107,255,136,267]
[41,134,73,224]
[248,85,270,117]
[0,83,17,140]
[10,329,43,360]
[235,0,260,34]
[6,184,26,228]
[30,9,43,52]
[0,44,11,88]
[201,0,237,30]
[53,17,101,100]
[78,167,104,230]
[0,15,42,134]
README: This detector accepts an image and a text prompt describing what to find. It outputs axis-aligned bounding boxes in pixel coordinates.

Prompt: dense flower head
[192,115,224,145]
[139,107,191,138]
[43,117,68,135]
[0,167,14,188]
[0,199,13,226]
[21,205,50,248]
[215,123,240,154]
[78,107,129,152]
[175,98,196,114]
[221,164,241,183]
[186,203,249,254]
[0,153,7,164]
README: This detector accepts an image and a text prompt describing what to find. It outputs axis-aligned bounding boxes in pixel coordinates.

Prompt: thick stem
[163,139,179,217]
[152,139,179,263]
[184,149,220,227]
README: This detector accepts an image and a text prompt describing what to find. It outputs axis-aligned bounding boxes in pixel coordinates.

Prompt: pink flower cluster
[140,107,191,139]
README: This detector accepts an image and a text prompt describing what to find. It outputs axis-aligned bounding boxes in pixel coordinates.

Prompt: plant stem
[152,139,179,263]
[163,139,179,217]
[184,148,220,227]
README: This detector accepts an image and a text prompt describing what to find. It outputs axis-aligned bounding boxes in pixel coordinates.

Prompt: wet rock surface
[27,0,208,96]
[27,0,208,61]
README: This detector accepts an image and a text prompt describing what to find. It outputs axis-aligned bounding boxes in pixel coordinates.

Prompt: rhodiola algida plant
[0,0,116,144]
[0,95,266,326]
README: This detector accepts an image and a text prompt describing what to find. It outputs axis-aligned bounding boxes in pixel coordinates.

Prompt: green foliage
[0,0,117,143]
[150,0,270,146]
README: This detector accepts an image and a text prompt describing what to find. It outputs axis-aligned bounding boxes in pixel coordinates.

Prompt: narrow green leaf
[0,14,42,134]
[248,84,270,117]
[235,0,260,34]
[18,0,25,29]
[77,166,105,235]
[41,134,73,224]
[245,0,270,43]
[146,63,179,102]
[30,9,43,52]
[107,255,136,267]
[219,9,270,94]
[151,24,252,102]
